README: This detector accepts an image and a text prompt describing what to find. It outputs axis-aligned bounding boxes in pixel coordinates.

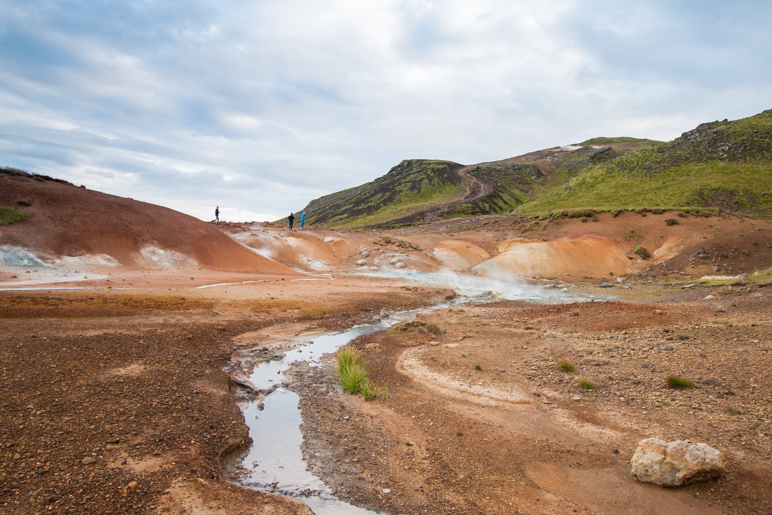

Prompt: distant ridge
[299,110,772,227]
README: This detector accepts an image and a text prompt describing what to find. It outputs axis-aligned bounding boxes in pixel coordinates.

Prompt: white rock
[630,438,725,486]
[361,251,370,257]
[394,261,406,269]
[356,259,367,266]
[373,259,382,266]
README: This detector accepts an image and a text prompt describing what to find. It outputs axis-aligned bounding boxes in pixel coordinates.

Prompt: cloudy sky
[1,1,770,222]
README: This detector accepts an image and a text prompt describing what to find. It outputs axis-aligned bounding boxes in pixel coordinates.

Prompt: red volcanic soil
[2,171,772,514]
[0,171,295,274]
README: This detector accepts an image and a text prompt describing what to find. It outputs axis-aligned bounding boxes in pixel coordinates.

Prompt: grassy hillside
[304,159,465,228]
[300,110,771,227]
[448,163,544,218]
[518,110,772,215]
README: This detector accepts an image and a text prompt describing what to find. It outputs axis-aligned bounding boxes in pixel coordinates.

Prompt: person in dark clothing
[288,213,295,230]
[215,206,219,222]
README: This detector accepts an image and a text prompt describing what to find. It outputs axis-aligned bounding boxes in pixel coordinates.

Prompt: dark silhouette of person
[288,213,295,230]
[215,206,219,222]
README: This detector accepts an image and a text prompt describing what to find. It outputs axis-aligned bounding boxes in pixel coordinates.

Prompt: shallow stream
[235,308,435,513]
[232,274,602,513]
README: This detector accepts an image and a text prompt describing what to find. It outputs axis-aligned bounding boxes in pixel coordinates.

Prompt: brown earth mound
[0,172,296,274]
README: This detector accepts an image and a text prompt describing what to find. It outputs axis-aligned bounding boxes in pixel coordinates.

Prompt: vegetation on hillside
[304,159,464,227]
[518,110,772,215]
[0,206,28,226]
[298,110,772,227]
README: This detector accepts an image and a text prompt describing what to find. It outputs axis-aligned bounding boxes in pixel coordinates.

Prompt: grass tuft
[557,361,575,373]
[0,206,28,226]
[578,380,596,390]
[667,376,693,388]
[337,348,387,400]
[426,323,443,336]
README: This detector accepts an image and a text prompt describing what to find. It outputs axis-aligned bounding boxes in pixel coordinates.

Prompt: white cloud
[1,0,771,221]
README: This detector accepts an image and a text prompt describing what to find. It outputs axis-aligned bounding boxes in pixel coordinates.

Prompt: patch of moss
[0,206,28,225]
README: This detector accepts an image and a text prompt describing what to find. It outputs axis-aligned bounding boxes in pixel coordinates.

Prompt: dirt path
[424,166,495,222]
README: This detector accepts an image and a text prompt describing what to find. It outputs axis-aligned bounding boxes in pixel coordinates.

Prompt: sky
[1,1,771,222]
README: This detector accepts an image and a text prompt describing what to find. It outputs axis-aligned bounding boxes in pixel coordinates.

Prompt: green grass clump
[523,325,536,330]
[0,206,28,225]
[337,348,387,400]
[474,365,482,371]
[557,361,575,372]
[667,376,693,388]
[426,323,443,336]
[677,334,691,340]
[578,380,596,390]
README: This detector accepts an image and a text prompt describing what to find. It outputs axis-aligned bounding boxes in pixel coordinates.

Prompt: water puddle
[233,308,438,513]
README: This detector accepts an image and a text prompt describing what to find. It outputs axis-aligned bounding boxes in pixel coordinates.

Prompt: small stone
[356,259,367,266]
[394,261,406,269]
[127,481,138,489]
[81,457,97,465]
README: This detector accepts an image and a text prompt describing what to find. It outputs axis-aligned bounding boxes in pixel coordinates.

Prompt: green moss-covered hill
[521,110,772,214]
[299,110,772,227]
[302,159,466,228]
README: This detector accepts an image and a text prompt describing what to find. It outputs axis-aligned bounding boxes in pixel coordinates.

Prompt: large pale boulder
[630,438,726,486]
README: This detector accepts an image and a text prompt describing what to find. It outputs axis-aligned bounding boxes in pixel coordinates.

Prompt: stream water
[235,308,435,513]
[233,272,603,513]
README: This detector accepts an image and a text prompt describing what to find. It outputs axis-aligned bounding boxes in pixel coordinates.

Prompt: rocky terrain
[1,119,771,513]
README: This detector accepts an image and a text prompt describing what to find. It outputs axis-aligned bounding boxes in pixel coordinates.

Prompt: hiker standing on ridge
[300,212,306,229]
[215,206,219,223]
[288,212,295,230]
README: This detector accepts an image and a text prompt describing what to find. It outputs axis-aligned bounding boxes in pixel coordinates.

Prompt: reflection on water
[236,309,436,513]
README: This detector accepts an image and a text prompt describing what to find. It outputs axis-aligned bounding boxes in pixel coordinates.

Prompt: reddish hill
[0,169,297,275]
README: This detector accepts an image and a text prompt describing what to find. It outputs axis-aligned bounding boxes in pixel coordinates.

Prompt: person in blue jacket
[300,212,306,229]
